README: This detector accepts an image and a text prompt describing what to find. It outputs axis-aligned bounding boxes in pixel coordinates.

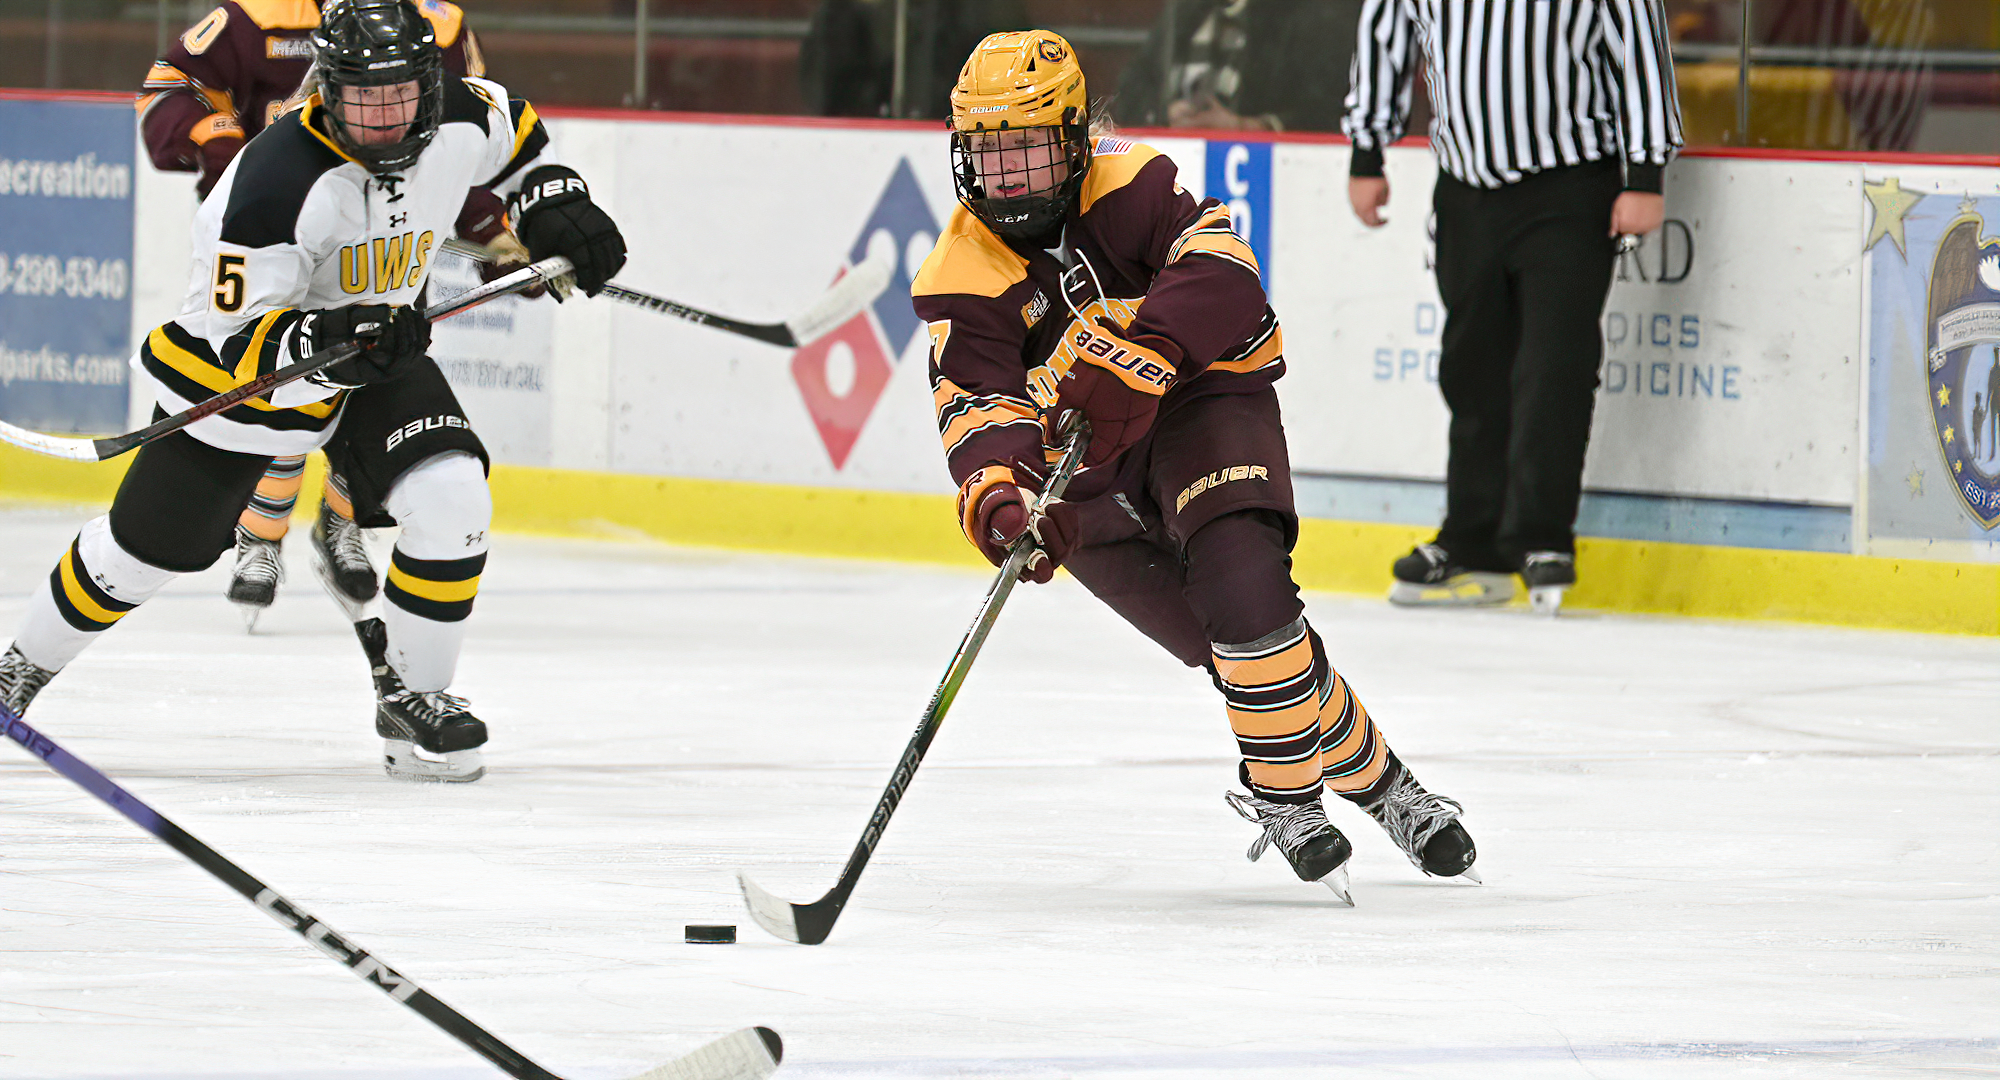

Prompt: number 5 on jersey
[214,254,246,312]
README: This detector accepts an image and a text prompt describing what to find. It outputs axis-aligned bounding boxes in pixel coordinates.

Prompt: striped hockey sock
[1213,617,1329,804]
[240,455,306,541]
[12,517,176,673]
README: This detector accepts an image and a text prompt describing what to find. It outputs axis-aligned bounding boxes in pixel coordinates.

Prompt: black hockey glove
[509,165,627,297]
[296,303,429,389]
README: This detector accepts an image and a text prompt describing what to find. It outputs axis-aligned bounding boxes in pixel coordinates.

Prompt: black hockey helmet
[310,0,445,174]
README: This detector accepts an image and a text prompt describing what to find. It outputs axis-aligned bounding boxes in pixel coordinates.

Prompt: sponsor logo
[265,36,313,60]
[1021,290,1048,328]
[1175,464,1269,513]
[1924,202,2000,527]
[384,413,469,452]
[507,176,587,219]
[789,157,940,468]
[967,104,1010,114]
[1616,218,1695,285]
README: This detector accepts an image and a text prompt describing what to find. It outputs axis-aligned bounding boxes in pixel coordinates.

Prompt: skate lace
[385,689,471,728]
[1416,542,1451,569]
[1523,551,1571,570]
[0,646,55,713]
[1224,790,1331,863]
[233,530,284,586]
[321,511,372,571]
[1364,771,1465,870]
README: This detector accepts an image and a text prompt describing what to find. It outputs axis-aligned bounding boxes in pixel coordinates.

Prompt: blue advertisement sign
[0,98,135,435]
[1204,139,1273,285]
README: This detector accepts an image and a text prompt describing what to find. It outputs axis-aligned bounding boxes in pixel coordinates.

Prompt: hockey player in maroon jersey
[135,0,507,629]
[913,30,1478,897]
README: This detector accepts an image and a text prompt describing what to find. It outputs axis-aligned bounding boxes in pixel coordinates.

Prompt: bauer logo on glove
[1067,320,1174,395]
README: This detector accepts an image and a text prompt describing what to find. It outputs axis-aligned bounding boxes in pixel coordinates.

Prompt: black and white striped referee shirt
[1342,0,1684,191]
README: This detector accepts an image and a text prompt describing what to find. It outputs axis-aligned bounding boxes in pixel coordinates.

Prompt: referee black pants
[1431,158,1621,565]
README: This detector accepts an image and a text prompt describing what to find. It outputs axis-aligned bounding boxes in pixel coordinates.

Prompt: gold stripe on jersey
[296,97,361,166]
[417,0,466,47]
[1077,138,1161,215]
[236,0,319,30]
[1167,204,1259,276]
[509,98,540,159]
[1208,317,1283,375]
[142,322,341,427]
[934,377,1038,461]
[912,206,1028,299]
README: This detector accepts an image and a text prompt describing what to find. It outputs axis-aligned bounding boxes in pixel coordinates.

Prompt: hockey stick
[0,702,783,1080]
[440,236,894,348]
[737,419,1092,945]
[0,256,573,464]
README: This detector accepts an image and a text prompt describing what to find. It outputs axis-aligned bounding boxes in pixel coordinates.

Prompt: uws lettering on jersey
[140,75,556,457]
[912,137,1284,489]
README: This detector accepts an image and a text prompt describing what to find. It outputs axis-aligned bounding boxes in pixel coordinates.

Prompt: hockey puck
[684,924,736,944]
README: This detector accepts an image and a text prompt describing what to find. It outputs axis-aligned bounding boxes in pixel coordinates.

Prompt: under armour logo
[465,531,485,547]
[388,212,409,228]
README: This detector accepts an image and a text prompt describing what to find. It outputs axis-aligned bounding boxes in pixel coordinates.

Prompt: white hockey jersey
[142,75,558,456]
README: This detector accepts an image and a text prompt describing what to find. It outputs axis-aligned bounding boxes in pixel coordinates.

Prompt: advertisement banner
[427,252,556,466]
[1269,147,1861,507]
[0,98,135,436]
[1862,169,2000,555]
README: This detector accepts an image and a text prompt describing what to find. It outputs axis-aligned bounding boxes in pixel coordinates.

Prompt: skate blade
[1528,585,1566,616]
[1457,866,1483,885]
[383,740,485,783]
[1388,573,1514,607]
[231,602,266,633]
[311,547,380,623]
[1319,864,1355,906]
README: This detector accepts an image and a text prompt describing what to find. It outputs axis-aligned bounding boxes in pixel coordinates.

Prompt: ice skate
[1388,542,1513,607]
[1224,790,1355,905]
[1361,761,1479,882]
[1521,551,1574,616]
[377,686,487,783]
[224,526,285,632]
[0,644,56,717]
[309,501,378,614]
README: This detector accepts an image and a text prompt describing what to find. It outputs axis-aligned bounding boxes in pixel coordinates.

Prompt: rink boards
[0,94,1995,633]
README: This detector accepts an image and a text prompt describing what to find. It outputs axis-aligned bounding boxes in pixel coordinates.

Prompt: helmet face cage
[311,0,445,174]
[951,111,1091,242]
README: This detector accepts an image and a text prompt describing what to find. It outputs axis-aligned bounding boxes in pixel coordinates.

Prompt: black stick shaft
[775,422,1090,942]
[1,706,564,1080]
[86,257,569,460]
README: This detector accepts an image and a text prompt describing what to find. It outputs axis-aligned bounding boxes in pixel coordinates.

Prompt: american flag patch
[1093,136,1136,155]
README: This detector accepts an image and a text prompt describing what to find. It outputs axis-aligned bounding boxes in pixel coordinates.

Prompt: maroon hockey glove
[298,304,430,388]
[509,166,627,297]
[958,465,1080,584]
[1052,317,1178,469]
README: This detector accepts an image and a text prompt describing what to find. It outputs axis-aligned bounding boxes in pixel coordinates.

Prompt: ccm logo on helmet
[386,413,469,451]
[1071,325,1173,391]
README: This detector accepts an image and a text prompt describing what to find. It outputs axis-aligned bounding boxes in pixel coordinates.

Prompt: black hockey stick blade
[442,237,892,349]
[0,257,570,463]
[2,703,781,1080]
[737,419,1091,945]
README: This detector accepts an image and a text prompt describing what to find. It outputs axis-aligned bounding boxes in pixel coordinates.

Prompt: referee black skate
[1344,0,1684,614]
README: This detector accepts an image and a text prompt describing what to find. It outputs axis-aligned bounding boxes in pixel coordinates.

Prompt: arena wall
[1,93,1995,634]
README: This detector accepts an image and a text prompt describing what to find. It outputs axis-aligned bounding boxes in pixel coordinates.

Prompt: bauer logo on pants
[386,413,470,452]
[1176,464,1269,513]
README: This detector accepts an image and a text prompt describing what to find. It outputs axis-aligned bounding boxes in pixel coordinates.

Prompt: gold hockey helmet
[948,30,1091,241]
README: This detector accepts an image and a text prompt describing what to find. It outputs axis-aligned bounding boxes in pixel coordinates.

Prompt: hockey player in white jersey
[0,0,625,782]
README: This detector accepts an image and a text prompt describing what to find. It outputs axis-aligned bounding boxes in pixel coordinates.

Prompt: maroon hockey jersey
[912,136,1284,491]
[136,0,483,197]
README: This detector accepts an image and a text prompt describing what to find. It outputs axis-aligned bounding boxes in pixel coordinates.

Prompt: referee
[1342,0,1683,613]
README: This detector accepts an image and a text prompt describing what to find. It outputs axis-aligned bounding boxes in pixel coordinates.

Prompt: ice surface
[0,503,1993,1079]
